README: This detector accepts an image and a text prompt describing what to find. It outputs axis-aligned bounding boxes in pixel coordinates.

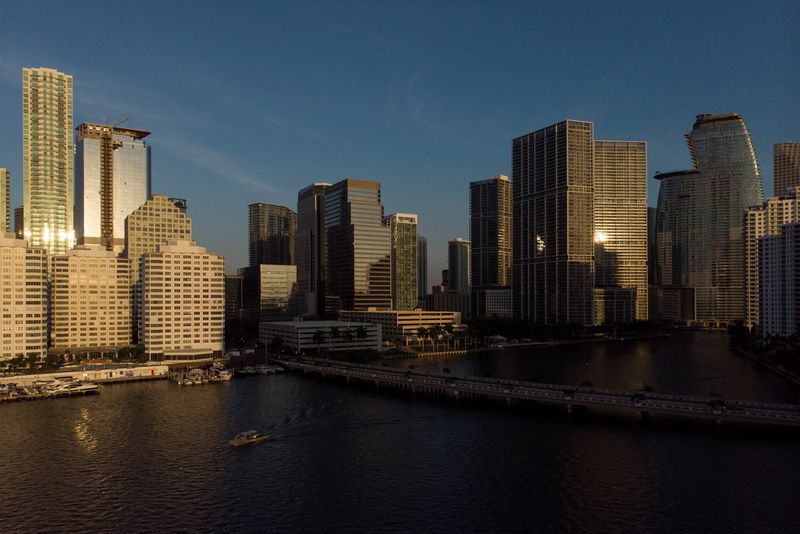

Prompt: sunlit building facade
[296,183,330,317]
[75,123,151,252]
[385,213,418,310]
[324,179,391,315]
[22,67,74,255]
[655,113,764,324]
[593,140,648,323]
[513,120,594,325]
[774,143,800,196]
[0,233,48,362]
[249,203,296,268]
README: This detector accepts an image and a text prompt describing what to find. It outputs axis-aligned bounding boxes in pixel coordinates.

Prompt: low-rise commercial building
[259,320,381,353]
[339,308,463,345]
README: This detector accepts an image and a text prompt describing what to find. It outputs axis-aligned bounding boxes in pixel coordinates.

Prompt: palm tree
[312,329,326,358]
[443,324,455,349]
[270,335,284,355]
[417,327,428,352]
[329,326,341,353]
[355,325,368,340]
[431,325,444,351]
[342,328,354,344]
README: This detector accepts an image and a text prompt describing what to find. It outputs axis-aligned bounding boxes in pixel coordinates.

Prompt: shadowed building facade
[448,238,471,295]
[296,183,330,317]
[655,113,764,324]
[774,143,800,196]
[512,120,594,325]
[324,179,391,316]
[385,213,418,310]
[248,203,296,268]
[22,67,74,254]
[417,235,427,308]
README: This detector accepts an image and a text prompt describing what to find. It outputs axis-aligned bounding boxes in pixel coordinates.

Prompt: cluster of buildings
[1,67,224,364]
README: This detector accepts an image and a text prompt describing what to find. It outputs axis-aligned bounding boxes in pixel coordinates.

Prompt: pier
[278,358,800,428]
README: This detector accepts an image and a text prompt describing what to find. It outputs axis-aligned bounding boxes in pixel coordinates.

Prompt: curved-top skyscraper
[655,113,763,323]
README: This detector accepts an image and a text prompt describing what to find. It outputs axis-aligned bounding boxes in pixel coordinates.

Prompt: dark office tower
[14,206,23,239]
[248,203,296,268]
[296,182,331,318]
[448,238,471,294]
[470,174,512,317]
[774,143,800,196]
[655,113,763,324]
[323,179,391,316]
[647,207,657,286]
[512,120,594,325]
[385,213,418,310]
[417,235,428,307]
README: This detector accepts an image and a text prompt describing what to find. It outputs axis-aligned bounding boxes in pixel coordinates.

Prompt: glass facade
[417,235,427,306]
[513,120,594,325]
[448,238,471,295]
[248,203,296,268]
[324,179,391,315]
[75,123,151,252]
[774,143,800,196]
[296,183,330,317]
[655,113,764,324]
[385,213,418,310]
[22,67,74,255]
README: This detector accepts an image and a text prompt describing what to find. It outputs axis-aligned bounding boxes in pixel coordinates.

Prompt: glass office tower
[417,235,428,307]
[248,203,296,267]
[296,183,330,317]
[655,113,764,324]
[324,179,391,315]
[22,67,74,254]
[75,123,151,252]
[385,213,418,310]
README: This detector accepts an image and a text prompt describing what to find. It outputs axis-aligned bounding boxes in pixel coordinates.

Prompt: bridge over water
[277,358,800,429]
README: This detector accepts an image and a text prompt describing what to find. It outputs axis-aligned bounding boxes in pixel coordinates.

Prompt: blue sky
[0,1,798,279]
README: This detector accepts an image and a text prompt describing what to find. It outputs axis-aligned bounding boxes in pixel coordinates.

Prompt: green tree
[312,330,326,358]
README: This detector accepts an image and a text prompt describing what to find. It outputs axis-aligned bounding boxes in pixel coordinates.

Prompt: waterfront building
[340,308,462,346]
[14,206,23,239]
[22,67,74,255]
[75,123,151,252]
[593,140,648,323]
[0,233,48,362]
[655,113,763,325]
[259,320,381,353]
[141,240,224,361]
[0,168,8,233]
[512,120,594,325]
[470,174,512,318]
[483,288,512,319]
[324,179,391,315]
[448,238,471,294]
[249,203,296,268]
[250,264,297,320]
[225,273,244,321]
[759,222,800,337]
[296,183,330,317]
[774,143,800,196]
[50,245,131,353]
[417,235,427,308]
[124,195,192,341]
[385,213,418,310]
[425,290,470,319]
[744,186,800,328]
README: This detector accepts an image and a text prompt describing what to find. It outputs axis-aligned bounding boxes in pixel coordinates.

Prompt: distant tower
[448,238,471,294]
[22,67,74,254]
[385,213,418,310]
[774,143,800,196]
[75,123,151,252]
[296,183,330,317]
[417,235,428,307]
[248,203,296,268]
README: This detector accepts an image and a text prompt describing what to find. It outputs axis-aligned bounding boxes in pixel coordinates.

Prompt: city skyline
[0,2,797,281]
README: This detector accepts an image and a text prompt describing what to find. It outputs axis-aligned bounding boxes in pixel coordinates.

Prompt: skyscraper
[14,206,23,239]
[774,143,800,196]
[448,238,471,294]
[0,168,8,233]
[385,213,418,310]
[513,120,594,325]
[75,123,151,252]
[759,222,800,337]
[593,140,648,322]
[470,174,512,318]
[324,179,391,315]
[655,113,764,324]
[417,235,428,307]
[248,203,296,268]
[22,67,74,255]
[296,183,330,317]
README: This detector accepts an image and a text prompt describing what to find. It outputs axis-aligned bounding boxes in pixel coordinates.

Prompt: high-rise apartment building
[743,186,800,328]
[512,120,594,325]
[50,245,131,351]
[655,113,763,324]
[22,67,74,255]
[759,222,800,337]
[75,123,151,252]
[296,183,330,317]
[448,238,471,295]
[14,206,23,239]
[593,140,648,323]
[141,240,224,360]
[647,207,657,286]
[470,174,512,318]
[417,235,427,307]
[0,168,9,233]
[385,213,418,310]
[124,195,192,341]
[324,179,391,315]
[248,203,296,268]
[774,143,800,196]
[0,233,48,362]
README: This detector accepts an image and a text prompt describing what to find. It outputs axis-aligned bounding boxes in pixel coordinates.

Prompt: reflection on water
[0,330,798,532]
